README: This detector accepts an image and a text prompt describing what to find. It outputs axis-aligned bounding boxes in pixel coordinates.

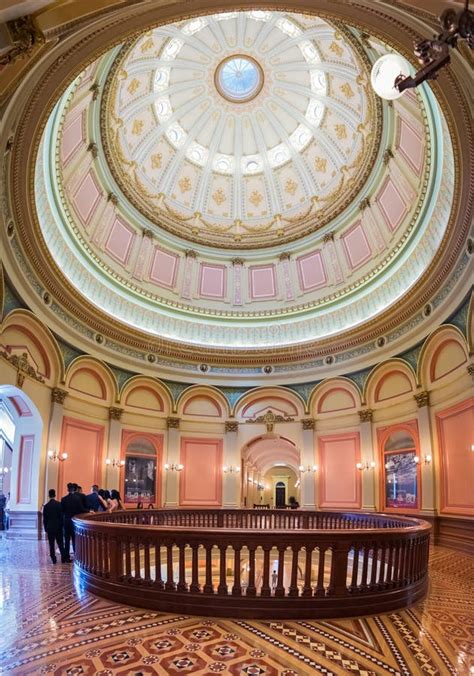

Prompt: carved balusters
[218,545,228,595]
[190,545,200,593]
[288,546,299,597]
[204,544,214,594]
[260,547,271,597]
[177,544,187,592]
[315,547,326,597]
[246,546,256,597]
[165,543,175,591]
[134,540,142,582]
[349,547,360,593]
[302,546,313,597]
[232,546,242,596]
[143,539,151,583]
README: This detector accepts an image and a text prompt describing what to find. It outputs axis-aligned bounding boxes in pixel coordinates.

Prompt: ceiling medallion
[214,55,264,103]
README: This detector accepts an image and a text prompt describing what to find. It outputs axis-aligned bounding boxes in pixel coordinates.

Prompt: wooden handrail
[73,509,431,619]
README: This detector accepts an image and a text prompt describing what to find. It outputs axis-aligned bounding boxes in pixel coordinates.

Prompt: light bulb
[370,461,376,469]
[356,462,363,470]
[48,450,54,458]
[371,53,410,100]
[414,456,420,464]
[105,458,111,465]
[61,453,68,460]
[298,465,305,471]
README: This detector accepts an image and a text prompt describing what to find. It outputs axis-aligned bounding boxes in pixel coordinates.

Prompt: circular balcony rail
[73,509,431,619]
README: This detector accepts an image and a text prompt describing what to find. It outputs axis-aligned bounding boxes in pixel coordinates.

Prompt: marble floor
[0,539,472,675]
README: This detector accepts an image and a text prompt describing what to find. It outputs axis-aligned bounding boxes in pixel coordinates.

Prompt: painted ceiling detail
[101,12,381,248]
[34,10,455,353]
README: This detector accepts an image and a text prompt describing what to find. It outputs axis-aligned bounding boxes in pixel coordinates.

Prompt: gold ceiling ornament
[225,420,239,433]
[167,416,180,429]
[0,15,45,68]
[212,188,226,205]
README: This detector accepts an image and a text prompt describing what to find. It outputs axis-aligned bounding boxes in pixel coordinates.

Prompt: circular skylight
[215,55,264,102]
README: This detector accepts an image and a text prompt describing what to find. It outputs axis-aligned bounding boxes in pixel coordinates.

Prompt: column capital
[109,407,123,421]
[231,258,245,266]
[414,390,430,408]
[278,251,291,261]
[467,364,474,376]
[51,387,68,405]
[184,249,197,259]
[301,418,315,430]
[167,416,181,429]
[322,232,334,243]
[358,408,373,423]
[225,420,239,433]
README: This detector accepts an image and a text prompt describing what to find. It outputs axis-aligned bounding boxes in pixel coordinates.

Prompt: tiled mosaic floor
[0,540,472,675]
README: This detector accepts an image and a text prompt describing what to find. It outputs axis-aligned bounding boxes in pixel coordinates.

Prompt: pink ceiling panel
[73,171,101,224]
[297,250,327,292]
[249,265,277,300]
[199,264,226,299]
[150,248,179,289]
[341,222,372,270]
[104,218,135,264]
[61,112,84,164]
[398,118,424,175]
[377,178,407,232]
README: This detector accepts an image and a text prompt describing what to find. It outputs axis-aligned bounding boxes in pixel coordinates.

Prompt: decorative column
[279,252,295,302]
[106,407,123,491]
[181,250,196,300]
[321,232,344,284]
[231,259,244,306]
[164,417,181,507]
[300,418,316,509]
[358,409,376,511]
[223,421,240,508]
[132,229,154,281]
[414,391,436,515]
[45,388,68,498]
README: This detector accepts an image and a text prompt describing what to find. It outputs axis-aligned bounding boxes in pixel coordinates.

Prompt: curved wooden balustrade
[73,509,431,619]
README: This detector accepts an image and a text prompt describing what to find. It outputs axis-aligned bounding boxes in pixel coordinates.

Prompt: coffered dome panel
[101,11,380,248]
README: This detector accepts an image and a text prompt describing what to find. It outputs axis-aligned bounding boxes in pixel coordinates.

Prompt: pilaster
[358,409,376,511]
[164,417,181,507]
[300,418,316,509]
[44,388,68,499]
[414,391,436,514]
[223,421,240,508]
[105,407,123,490]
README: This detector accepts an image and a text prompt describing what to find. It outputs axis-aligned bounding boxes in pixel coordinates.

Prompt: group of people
[42,483,124,564]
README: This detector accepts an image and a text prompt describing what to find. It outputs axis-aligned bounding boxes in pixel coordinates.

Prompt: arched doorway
[275,481,286,508]
[0,385,44,537]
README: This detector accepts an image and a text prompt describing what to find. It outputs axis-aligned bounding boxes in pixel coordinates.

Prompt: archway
[275,481,286,508]
[0,385,44,537]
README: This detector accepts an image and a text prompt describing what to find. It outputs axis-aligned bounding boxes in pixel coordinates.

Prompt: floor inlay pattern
[0,539,472,675]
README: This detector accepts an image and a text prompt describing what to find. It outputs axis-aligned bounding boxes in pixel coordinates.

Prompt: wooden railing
[73,509,431,619]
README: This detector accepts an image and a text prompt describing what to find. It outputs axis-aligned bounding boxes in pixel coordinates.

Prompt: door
[275,481,286,508]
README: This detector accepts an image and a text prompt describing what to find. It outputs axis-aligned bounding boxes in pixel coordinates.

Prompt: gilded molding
[0,16,45,68]
[167,416,180,429]
[358,409,373,423]
[0,350,45,388]
[51,387,68,404]
[109,406,123,420]
[414,391,430,408]
[301,418,315,430]
[225,420,239,433]
[246,410,294,433]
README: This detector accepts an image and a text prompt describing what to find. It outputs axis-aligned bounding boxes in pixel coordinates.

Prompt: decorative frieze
[51,387,68,405]
[167,416,180,429]
[109,407,123,421]
[414,391,430,408]
[358,409,374,423]
[225,420,239,433]
[301,418,315,430]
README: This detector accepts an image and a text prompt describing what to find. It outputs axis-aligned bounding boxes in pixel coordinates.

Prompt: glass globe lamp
[371,53,411,100]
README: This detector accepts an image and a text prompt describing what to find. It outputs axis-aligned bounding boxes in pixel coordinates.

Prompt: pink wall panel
[397,118,424,175]
[73,172,101,225]
[377,178,407,232]
[297,251,327,291]
[150,248,179,288]
[318,432,361,508]
[61,112,83,164]
[341,223,372,270]
[17,435,34,504]
[59,417,104,497]
[179,438,223,506]
[199,264,226,299]
[104,218,135,264]
[249,265,277,300]
[437,399,474,516]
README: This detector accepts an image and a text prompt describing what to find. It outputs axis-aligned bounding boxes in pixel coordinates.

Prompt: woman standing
[108,489,124,511]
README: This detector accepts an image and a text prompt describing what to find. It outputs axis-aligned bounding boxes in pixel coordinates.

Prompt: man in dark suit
[43,489,67,564]
[61,483,86,559]
[86,484,102,512]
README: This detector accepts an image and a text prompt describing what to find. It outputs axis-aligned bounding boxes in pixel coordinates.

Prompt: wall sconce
[356,461,376,471]
[471,444,474,453]
[48,450,68,462]
[299,464,318,474]
[164,463,184,471]
[223,465,240,473]
[414,455,432,465]
[105,458,125,468]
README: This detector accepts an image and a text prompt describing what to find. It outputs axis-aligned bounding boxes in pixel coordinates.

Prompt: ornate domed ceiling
[101,12,380,248]
[5,3,469,382]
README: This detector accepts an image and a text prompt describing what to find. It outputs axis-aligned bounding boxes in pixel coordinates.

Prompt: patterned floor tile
[0,538,472,675]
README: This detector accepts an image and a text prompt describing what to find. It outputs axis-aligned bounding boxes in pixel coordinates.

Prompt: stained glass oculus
[215,55,264,102]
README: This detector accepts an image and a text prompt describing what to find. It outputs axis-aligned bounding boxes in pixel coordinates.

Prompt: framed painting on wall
[384,450,418,509]
[124,455,156,504]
